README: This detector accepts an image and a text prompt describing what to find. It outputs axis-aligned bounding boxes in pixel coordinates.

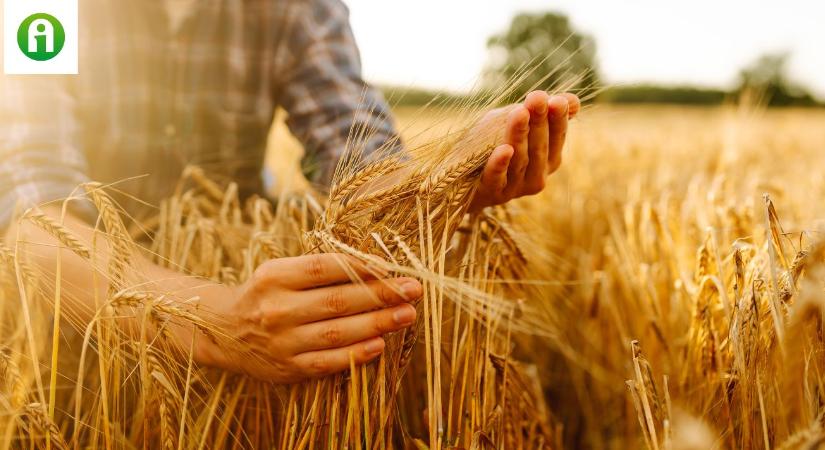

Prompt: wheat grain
[24,210,91,259]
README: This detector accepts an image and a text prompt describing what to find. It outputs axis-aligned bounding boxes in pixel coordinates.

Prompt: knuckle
[320,325,343,347]
[373,315,392,335]
[323,289,347,315]
[377,284,397,306]
[260,303,285,328]
[304,256,326,283]
[251,261,276,288]
[307,355,330,376]
[355,347,379,364]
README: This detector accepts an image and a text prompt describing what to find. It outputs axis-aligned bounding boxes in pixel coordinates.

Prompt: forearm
[4,205,231,362]
[3,204,422,382]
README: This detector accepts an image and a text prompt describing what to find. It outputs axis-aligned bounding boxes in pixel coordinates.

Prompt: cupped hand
[469,91,580,211]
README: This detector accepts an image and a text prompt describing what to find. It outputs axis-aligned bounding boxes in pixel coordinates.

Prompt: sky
[343,0,825,98]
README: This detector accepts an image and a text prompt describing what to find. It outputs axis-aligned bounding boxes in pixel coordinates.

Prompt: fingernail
[393,305,416,326]
[549,95,568,114]
[364,339,385,355]
[532,95,548,114]
[399,280,423,300]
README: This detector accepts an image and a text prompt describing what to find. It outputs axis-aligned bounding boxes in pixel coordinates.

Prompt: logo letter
[27,18,54,53]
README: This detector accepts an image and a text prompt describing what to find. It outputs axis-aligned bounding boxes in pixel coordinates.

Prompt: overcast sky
[343,0,825,98]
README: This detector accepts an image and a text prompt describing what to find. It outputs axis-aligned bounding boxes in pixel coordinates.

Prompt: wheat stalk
[24,210,91,259]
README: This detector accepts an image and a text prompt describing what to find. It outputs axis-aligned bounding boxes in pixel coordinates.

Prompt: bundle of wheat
[5,86,824,450]
[0,97,562,448]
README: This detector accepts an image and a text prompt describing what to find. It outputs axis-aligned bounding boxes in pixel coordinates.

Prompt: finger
[546,95,570,174]
[288,277,422,324]
[292,337,386,378]
[475,144,514,204]
[256,253,383,290]
[561,93,581,118]
[522,91,550,195]
[291,303,416,353]
[504,105,530,192]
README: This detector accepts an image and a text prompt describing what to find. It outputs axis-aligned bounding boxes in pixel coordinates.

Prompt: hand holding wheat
[0,84,583,448]
[194,254,422,383]
[469,91,580,210]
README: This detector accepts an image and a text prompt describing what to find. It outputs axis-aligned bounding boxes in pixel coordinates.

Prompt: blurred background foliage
[483,12,600,103]
[380,11,822,108]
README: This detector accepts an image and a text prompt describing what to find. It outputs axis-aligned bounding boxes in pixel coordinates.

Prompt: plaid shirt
[0,0,398,227]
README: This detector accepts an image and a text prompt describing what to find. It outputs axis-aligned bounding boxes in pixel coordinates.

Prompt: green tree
[485,12,599,102]
[737,52,818,106]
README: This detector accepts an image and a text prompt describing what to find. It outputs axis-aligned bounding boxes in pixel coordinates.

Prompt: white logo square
[3,0,78,74]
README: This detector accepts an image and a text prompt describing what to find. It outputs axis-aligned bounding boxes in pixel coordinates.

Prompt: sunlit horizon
[344,0,825,99]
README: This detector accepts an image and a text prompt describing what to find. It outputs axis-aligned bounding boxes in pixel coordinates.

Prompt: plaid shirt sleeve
[277,0,401,186]
[0,76,92,230]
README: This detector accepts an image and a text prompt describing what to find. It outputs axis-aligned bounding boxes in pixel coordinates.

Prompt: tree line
[384,12,821,108]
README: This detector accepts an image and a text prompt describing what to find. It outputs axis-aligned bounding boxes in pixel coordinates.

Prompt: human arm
[0,71,419,383]
[0,74,93,228]
[274,0,580,208]
[276,0,400,186]
[5,205,420,383]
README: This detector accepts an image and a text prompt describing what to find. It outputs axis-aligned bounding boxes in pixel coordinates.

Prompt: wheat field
[2,102,825,449]
[271,102,825,449]
[508,104,825,449]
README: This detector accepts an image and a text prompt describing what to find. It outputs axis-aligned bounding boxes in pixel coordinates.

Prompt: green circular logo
[17,13,65,61]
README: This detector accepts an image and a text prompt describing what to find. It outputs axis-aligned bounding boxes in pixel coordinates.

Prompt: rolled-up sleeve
[0,76,91,229]
[277,0,401,186]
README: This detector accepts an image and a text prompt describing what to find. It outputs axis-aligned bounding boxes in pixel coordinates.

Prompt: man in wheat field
[0,0,579,382]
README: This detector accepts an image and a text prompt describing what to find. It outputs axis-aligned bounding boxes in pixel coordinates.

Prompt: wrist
[188,281,239,369]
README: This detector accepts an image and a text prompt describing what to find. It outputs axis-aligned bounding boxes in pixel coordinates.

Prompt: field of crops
[2,103,825,449]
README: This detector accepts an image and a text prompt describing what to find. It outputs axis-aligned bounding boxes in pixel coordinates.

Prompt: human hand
[469,91,580,211]
[197,254,421,383]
